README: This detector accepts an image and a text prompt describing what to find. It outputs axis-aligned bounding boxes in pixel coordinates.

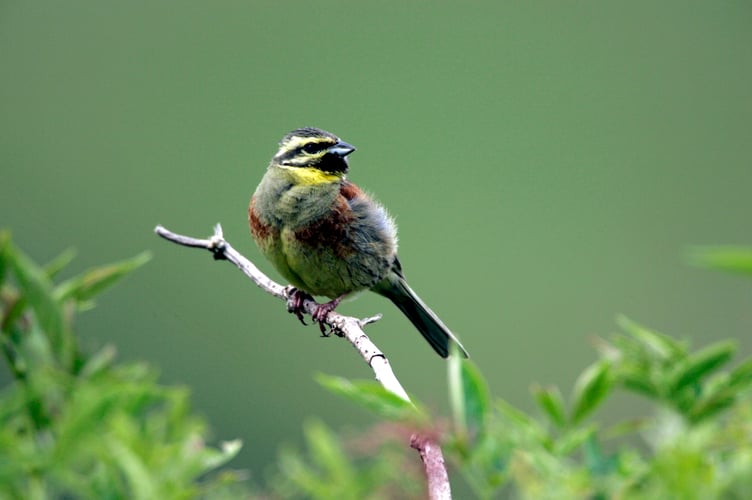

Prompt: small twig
[154,223,452,498]
[411,434,452,500]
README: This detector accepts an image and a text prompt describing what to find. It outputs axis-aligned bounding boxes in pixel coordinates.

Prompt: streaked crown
[272,127,355,174]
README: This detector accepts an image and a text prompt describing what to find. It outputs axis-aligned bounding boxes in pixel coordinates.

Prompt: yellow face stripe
[280,136,332,152]
[277,165,342,185]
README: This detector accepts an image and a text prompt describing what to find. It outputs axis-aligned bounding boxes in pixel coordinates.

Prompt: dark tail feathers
[376,276,468,358]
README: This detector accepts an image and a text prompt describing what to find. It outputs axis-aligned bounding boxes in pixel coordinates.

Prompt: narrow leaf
[8,242,69,363]
[44,247,77,280]
[727,358,752,390]
[79,344,117,378]
[583,434,618,476]
[689,392,737,423]
[617,315,684,360]
[687,246,752,276]
[497,399,540,430]
[106,436,157,500]
[461,359,491,437]
[316,374,420,421]
[570,360,614,424]
[54,251,151,303]
[620,374,659,399]
[448,348,466,437]
[531,384,567,429]
[304,419,354,481]
[604,417,651,439]
[0,230,9,286]
[199,439,243,471]
[669,341,736,395]
[555,425,596,455]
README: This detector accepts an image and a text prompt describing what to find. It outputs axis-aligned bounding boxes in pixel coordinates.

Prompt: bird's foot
[312,295,344,335]
[285,287,314,325]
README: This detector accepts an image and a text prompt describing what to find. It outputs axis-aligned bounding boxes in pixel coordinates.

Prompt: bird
[249,127,467,358]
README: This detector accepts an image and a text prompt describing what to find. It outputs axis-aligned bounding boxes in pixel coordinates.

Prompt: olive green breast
[250,166,398,298]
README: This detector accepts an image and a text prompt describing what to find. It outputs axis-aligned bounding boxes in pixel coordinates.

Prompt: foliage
[278,326,752,499]
[443,320,752,499]
[272,418,424,500]
[4,229,752,499]
[288,246,752,499]
[0,231,248,499]
[687,245,752,276]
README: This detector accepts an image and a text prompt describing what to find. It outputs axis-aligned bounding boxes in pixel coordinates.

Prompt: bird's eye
[302,143,322,154]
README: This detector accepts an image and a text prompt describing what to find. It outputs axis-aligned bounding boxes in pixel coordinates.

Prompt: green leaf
[54,251,151,304]
[0,230,9,286]
[304,419,354,481]
[43,247,77,280]
[617,315,684,361]
[620,374,660,399]
[105,435,157,500]
[497,399,543,434]
[687,246,752,276]
[461,359,491,437]
[199,439,243,471]
[570,360,614,424]
[583,434,618,476]
[8,242,69,365]
[448,347,466,438]
[604,417,651,439]
[277,446,322,496]
[316,374,420,421]
[555,425,596,455]
[727,358,752,391]
[689,390,737,423]
[78,344,117,378]
[531,384,567,429]
[669,341,736,395]
[0,232,25,333]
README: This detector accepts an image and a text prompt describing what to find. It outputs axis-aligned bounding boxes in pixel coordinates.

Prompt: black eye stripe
[301,142,330,154]
[274,138,337,165]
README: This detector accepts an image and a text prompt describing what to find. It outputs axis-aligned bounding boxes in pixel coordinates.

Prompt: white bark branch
[154,223,451,499]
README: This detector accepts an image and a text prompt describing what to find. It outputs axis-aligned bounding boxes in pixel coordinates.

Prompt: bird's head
[271,127,356,184]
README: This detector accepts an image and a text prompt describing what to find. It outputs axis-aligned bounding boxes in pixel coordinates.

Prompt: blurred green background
[2,0,751,483]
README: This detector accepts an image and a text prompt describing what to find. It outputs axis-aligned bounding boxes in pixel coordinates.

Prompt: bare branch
[154,224,410,401]
[154,223,452,498]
